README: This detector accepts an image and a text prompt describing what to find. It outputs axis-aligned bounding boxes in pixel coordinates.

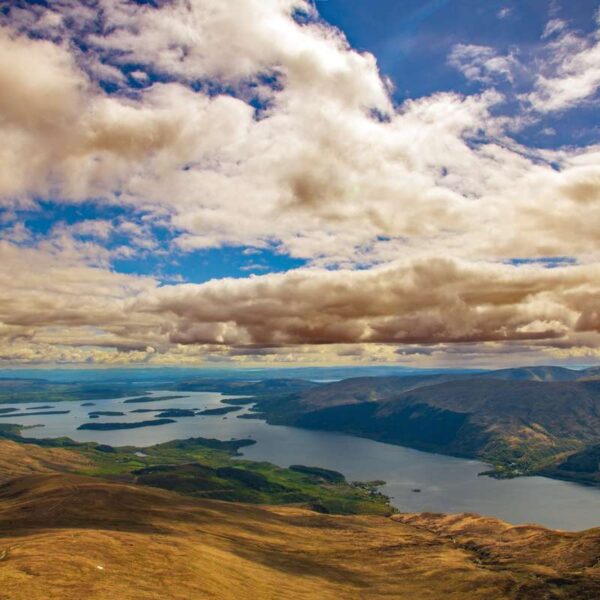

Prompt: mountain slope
[542,444,600,485]
[0,441,599,599]
[252,374,474,421]
[254,377,600,480]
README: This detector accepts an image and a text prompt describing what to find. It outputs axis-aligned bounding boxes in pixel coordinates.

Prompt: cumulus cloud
[142,258,600,347]
[0,1,599,366]
[0,1,598,267]
[1,239,600,367]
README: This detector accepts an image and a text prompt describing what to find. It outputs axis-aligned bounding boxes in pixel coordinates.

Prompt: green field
[0,423,392,516]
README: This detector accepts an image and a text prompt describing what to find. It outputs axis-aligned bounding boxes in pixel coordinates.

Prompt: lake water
[15,390,600,531]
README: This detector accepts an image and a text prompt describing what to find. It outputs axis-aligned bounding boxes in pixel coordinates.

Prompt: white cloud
[141,257,600,347]
[1,1,598,267]
[542,18,567,39]
[0,1,599,365]
[527,18,600,112]
[449,44,517,84]
[1,242,600,366]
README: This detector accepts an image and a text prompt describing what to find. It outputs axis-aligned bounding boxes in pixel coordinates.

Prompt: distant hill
[0,379,147,404]
[477,365,584,381]
[262,374,470,417]
[579,366,600,381]
[0,377,319,405]
[166,377,321,395]
[253,366,593,418]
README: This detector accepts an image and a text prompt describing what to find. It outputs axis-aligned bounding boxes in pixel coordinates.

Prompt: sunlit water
[14,390,600,531]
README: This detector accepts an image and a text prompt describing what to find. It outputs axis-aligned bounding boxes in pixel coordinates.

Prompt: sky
[0,0,599,369]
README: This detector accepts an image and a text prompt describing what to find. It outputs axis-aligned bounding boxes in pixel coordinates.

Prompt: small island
[88,411,126,417]
[220,397,256,406]
[0,410,70,418]
[123,395,186,404]
[129,408,194,414]
[197,406,243,416]
[237,412,266,420]
[78,418,175,431]
[154,409,196,418]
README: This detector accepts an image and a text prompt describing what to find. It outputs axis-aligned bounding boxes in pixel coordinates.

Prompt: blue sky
[3,201,304,284]
[317,0,600,147]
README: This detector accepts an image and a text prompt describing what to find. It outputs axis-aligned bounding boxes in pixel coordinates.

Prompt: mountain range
[250,366,600,483]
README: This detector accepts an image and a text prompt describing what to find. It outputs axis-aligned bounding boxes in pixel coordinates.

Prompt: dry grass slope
[0,439,91,480]
[0,441,598,599]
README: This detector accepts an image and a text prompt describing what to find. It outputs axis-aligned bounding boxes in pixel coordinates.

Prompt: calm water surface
[16,390,600,531]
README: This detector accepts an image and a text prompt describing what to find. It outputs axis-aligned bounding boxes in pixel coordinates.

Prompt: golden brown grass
[0,441,598,599]
[0,439,90,481]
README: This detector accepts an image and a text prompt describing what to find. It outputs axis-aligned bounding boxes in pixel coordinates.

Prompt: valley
[0,375,599,530]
